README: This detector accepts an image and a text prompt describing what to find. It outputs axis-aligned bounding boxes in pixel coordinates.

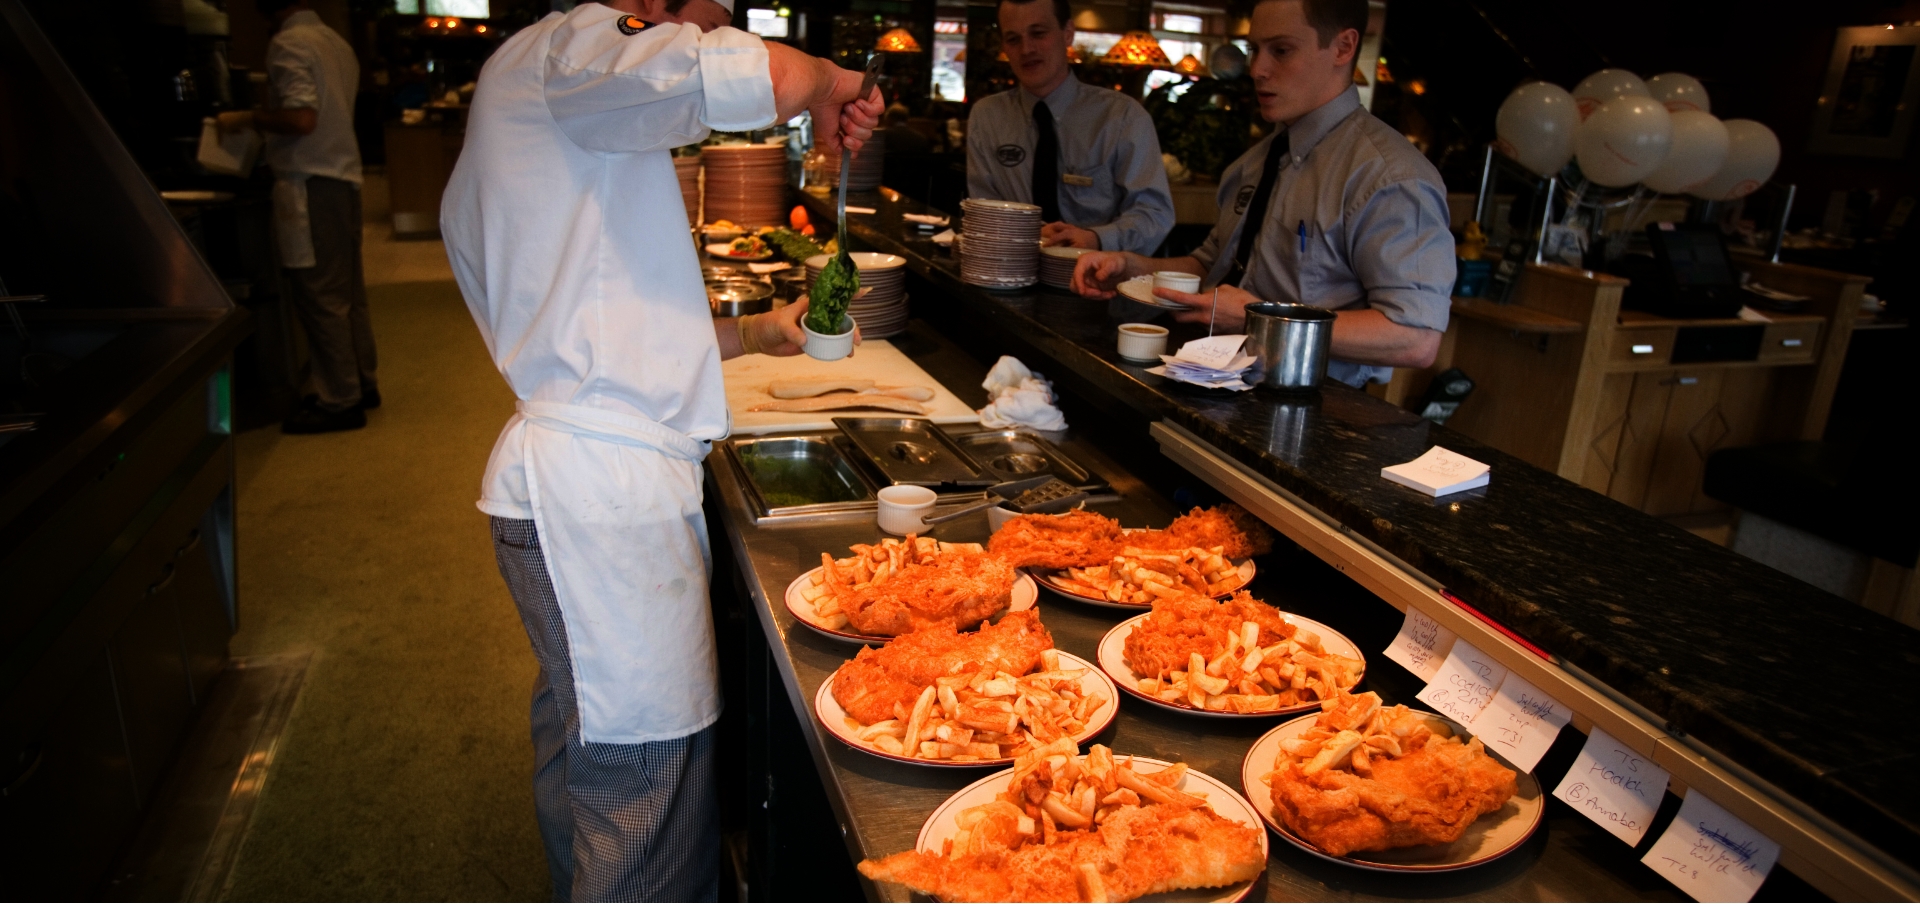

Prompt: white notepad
[1381,446,1490,497]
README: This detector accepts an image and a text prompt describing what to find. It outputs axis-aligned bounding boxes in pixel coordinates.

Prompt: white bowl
[802,314,856,361]
[876,485,937,535]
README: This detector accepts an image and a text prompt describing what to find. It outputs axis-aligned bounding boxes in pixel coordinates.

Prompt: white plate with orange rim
[1118,276,1193,309]
[1096,612,1366,720]
[1240,711,1544,872]
[1029,557,1255,610]
[909,755,1267,902]
[784,568,1039,645]
[813,650,1117,769]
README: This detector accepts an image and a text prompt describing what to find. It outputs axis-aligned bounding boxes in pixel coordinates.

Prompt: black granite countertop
[799,191,1920,870]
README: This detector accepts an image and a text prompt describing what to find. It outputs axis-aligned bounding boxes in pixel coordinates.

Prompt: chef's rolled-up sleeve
[545,18,775,154]
[267,38,319,110]
[1349,179,1455,333]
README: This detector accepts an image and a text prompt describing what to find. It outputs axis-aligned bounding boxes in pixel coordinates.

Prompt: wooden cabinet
[1392,260,1868,518]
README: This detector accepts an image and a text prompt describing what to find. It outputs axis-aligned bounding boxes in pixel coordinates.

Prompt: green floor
[223,279,551,899]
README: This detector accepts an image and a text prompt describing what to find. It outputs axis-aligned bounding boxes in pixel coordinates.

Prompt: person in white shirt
[441,0,879,897]
[221,0,376,433]
[964,0,1174,254]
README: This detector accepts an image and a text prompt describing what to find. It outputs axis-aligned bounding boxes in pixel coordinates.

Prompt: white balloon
[1494,82,1580,177]
[1575,96,1672,187]
[1572,68,1649,121]
[1646,72,1710,114]
[1689,120,1781,201]
[1642,111,1729,193]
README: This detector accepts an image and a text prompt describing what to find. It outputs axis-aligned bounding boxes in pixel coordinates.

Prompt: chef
[439,0,880,898]
[1071,0,1453,386]
[965,0,1174,254]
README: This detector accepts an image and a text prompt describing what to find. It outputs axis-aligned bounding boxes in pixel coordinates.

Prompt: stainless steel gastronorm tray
[724,436,879,523]
[831,417,994,487]
[946,429,1106,490]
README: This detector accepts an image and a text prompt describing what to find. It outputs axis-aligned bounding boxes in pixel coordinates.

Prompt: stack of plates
[672,152,701,226]
[958,199,1041,289]
[817,132,886,192]
[805,252,909,339]
[701,143,787,228]
[1039,244,1092,289]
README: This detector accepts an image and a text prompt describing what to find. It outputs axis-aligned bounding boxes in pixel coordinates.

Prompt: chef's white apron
[517,400,721,744]
[271,173,316,269]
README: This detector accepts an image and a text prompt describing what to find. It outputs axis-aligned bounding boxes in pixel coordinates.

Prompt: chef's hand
[1041,222,1100,249]
[216,110,255,135]
[750,297,862,357]
[809,67,882,154]
[1070,251,1137,299]
[1162,284,1262,331]
[836,88,884,156]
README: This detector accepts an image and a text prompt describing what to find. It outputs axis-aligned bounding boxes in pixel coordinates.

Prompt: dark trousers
[287,176,377,412]
[491,517,721,902]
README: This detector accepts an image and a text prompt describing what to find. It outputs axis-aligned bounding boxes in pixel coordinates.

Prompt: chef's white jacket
[442,3,776,744]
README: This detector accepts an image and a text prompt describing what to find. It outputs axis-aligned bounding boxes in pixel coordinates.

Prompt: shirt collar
[1280,86,1361,162]
[280,9,322,30]
[1017,73,1082,115]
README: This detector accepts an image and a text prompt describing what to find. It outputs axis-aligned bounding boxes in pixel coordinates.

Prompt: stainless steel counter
[704,324,1707,902]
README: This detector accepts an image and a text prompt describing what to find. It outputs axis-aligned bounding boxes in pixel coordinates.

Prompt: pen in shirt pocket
[1298,220,1307,255]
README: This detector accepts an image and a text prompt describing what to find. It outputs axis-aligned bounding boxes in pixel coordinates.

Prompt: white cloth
[263,10,361,185]
[978,356,1067,432]
[444,4,775,742]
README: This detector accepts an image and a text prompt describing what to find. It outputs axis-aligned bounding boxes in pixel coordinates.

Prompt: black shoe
[359,387,381,410]
[282,401,367,434]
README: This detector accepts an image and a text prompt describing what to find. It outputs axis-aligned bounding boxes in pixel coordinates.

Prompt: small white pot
[876,485,937,535]
[803,314,856,362]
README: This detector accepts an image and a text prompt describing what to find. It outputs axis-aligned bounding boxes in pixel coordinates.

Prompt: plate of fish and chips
[786,536,1039,644]
[1098,596,1365,719]
[859,741,1268,902]
[815,612,1117,768]
[1241,692,1542,872]
[989,507,1270,611]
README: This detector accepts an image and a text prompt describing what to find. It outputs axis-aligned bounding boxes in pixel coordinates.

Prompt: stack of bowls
[1039,245,1092,289]
[816,132,886,192]
[958,199,1041,289]
[806,252,909,338]
[701,143,787,228]
[673,152,701,226]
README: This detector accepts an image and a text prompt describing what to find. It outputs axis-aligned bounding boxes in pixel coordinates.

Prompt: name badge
[1062,173,1095,187]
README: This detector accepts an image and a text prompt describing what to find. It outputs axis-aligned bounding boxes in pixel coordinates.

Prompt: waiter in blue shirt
[1072,0,1453,384]
[965,0,1174,254]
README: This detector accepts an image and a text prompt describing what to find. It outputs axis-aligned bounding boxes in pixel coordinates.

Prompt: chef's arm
[216,107,316,136]
[767,43,881,152]
[718,300,857,359]
[1329,310,1441,368]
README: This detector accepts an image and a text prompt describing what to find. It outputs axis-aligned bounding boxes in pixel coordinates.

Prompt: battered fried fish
[988,510,1126,570]
[1127,505,1273,560]
[835,549,1018,636]
[1266,692,1517,856]
[830,610,1054,725]
[858,803,1266,903]
[1121,591,1298,679]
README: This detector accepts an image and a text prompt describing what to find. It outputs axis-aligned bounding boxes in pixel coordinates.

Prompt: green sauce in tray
[738,444,867,508]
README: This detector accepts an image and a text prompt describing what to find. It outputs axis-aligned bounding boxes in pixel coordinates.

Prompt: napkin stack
[1145,335,1257,391]
[978,356,1067,432]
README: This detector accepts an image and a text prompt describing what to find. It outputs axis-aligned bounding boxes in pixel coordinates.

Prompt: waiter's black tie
[1032,101,1061,222]
[1224,129,1290,288]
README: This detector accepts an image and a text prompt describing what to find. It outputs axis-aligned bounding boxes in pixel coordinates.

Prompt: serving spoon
[813,53,885,330]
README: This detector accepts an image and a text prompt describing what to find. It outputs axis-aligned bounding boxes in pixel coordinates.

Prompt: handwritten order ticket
[1383,606,1458,682]
[1551,726,1670,846]
[1476,671,1572,773]
[1642,790,1780,902]
[1415,637,1507,728]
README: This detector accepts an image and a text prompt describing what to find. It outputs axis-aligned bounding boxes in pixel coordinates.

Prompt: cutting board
[723,340,981,435]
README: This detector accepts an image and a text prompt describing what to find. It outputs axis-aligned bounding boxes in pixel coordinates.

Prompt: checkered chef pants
[492,517,720,902]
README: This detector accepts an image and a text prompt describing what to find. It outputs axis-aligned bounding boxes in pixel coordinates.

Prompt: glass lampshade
[875,27,922,53]
[1174,53,1206,76]
[1100,30,1171,68]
